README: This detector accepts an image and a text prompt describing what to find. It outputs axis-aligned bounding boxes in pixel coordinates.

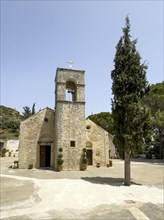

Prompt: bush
[0,116,20,131]
[58,153,63,158]
[82,148,88,164]
[82,157,87,164]
[58,147,63,152]
[0,148,7,157]
[28,164,33,169]
[57,158,64,165]
[82,148,87,153]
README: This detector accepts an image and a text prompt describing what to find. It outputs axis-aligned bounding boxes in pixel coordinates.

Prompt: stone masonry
[19,108,55,169]
[18,67,115,170]
[55,68,86,170]
[86,118,115,166]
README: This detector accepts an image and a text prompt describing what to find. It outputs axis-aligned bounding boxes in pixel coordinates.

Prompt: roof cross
[67,60,74,69]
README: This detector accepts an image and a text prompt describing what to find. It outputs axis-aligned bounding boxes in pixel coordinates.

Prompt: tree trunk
[124,150,131,186]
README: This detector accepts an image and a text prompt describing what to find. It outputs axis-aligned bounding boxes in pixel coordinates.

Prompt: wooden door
[87,149,93,165]
[40,145,51,167]
[40,146,46,167]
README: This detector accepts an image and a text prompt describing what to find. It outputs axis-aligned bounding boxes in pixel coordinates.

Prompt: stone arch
[66,79,77,101]
[86,141,92,148]
[38,134,53,143]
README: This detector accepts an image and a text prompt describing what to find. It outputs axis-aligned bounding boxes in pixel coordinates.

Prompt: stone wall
[108,134,115,158]
[19,108,55,169]
[55,102,85,170]
[55,68,85,102]
[5,140,19,157]
[86,119,115,166]
[55,68,86,170]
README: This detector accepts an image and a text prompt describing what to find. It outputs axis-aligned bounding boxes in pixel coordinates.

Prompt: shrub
[28,164,33,169]
[58,153,63,159]
[82,157,87,164]
[57,158,64,165]
[82,148,88,164]
[58,147,63,152]
[0,148,7,157]
[82,148,87,153]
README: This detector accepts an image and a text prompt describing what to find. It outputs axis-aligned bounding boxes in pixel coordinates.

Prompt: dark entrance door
[40,145,51,167]
[87,149,93,165]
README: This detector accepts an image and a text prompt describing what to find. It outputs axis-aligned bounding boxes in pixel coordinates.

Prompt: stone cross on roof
[67,60,73,69]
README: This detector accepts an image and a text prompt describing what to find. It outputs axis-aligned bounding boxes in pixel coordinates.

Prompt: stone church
[19,67,115,170]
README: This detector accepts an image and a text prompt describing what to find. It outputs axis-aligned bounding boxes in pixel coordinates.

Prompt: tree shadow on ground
[81,176,142,186]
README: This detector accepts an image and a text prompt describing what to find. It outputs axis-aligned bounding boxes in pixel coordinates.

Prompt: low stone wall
[4,139,19,157]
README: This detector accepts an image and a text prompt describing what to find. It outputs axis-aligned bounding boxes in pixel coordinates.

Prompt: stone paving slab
[0,157,163,220]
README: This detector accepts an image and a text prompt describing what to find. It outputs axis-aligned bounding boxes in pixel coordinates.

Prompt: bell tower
[54,67,86,170]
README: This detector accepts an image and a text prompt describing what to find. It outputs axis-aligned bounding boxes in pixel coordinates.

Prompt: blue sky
[1,0,163,117]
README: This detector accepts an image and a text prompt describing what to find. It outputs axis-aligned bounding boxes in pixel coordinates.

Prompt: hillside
[0,106,22,139]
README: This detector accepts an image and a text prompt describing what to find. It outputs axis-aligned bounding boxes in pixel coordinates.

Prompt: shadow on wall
[81,177,142,186]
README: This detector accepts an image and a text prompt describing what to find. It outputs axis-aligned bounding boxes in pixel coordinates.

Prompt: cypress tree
[111,16,151,186]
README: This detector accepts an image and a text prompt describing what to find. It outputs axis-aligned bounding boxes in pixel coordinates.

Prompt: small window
[86,125,91,130]
[70,141,75,147]
[44,117,49,122]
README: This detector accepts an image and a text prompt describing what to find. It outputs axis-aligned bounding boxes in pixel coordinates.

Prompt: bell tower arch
[54,68,86,170]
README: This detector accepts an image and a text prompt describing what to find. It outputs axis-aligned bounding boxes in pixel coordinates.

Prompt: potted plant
[28,163,33,169]
[57,147,64,171]
[96,162,100,168]
[59,147,63,153]
[57,158,64,171]
[109,159,113,167]
[13,160,19,169]
[81,148,88,171]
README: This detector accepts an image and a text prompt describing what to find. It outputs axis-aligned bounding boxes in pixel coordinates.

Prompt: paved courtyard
[0,157,163,220]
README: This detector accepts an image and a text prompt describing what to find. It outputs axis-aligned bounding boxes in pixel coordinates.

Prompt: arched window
[86,141,92,148]
[66,80,77,101]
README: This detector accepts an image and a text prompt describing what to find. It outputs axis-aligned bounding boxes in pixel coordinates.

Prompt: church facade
[19,67,115,170]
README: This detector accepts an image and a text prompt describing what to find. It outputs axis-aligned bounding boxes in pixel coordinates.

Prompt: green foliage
[0,105,22,139]
[57,148,64,165]
[88,112,114,134]
[111,16,151,157]
[58,147,63,152]
[144,82,164,115]
[0,148,7,157]
[22,106,32,119]
[58,153,63,159]
[22,103,36,120]
[82,157,88,164]
[144,82,164,157]
[32,103,36,115]
[82,148,88,164]
[28,164,33,169]
[0,104,37,139]
[57,158,64,165]
[152,110,164,130]
[82,147,87,153]
[0,105,21,118]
